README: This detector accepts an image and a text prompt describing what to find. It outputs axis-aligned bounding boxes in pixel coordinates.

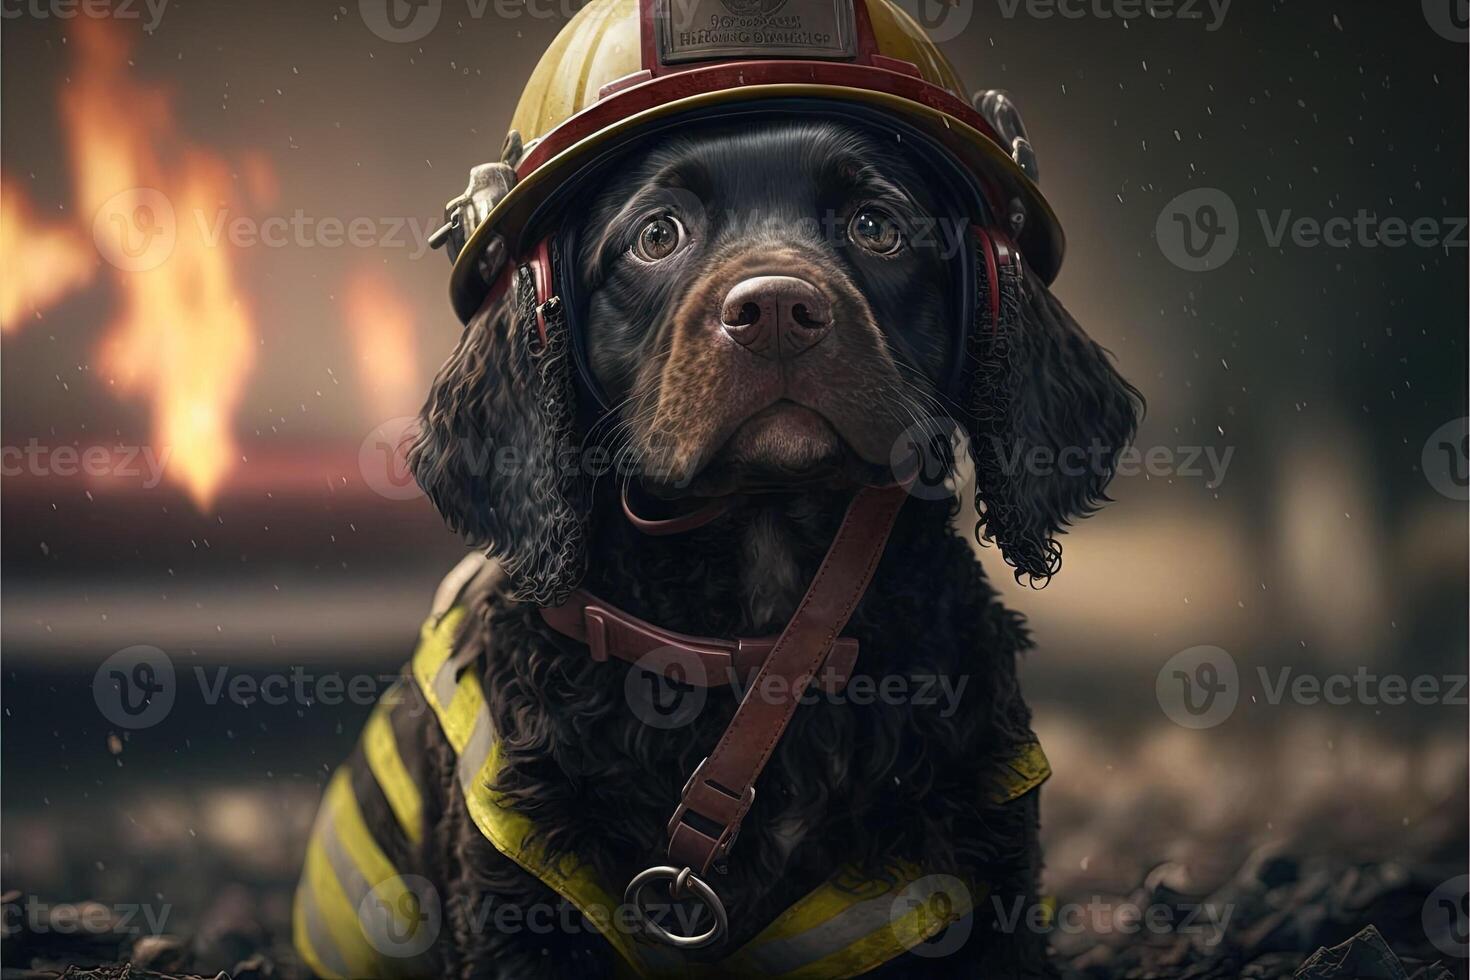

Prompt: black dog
[299,118,1138,980]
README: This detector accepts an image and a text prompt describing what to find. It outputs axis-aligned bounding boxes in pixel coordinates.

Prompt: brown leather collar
[540,589,860,695]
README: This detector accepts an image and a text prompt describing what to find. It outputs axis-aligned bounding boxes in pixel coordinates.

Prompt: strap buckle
[666,756,756,868]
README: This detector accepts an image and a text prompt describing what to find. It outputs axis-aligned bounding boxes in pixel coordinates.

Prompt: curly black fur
[968,260,1143,585]
[408,265,588,605]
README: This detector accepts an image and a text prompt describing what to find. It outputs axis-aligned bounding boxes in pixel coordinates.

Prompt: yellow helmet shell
[450,0,1063,322]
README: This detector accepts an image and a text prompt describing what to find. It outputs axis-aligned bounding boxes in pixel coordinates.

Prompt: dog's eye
[848,208,904,256]
[633,215,683,262]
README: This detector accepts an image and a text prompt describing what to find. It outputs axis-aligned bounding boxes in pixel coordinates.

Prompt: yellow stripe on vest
[323,769,419,922]
[363,694,424,845]
[410,611,672,976]
[990,741,1051,803]
[295,769,432,979]
[297,833,381,978]
[411,607,485,753]
[727,871,977,978]
[788,875,974,978]
[293,851,352,980]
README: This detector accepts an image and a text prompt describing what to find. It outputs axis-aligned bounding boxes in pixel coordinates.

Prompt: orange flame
[342,267,420,419]
[60,20,260,508]
[0,181,95,332]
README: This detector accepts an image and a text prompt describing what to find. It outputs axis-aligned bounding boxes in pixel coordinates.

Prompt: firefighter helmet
[438,0,1063,323]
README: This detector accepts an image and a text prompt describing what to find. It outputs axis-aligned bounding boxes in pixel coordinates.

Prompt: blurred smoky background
[1,0,1465,972]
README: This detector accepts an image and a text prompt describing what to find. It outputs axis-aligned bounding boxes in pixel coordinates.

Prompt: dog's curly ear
[967,263,1142,585]
[409,270,588,605]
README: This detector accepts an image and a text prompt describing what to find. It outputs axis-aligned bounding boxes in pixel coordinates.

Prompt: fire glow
[342,267,421,420]
[0,181,95,332]
[57,20,262,508]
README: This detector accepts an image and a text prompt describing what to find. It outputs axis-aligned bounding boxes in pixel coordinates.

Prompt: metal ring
[625,866,727,949]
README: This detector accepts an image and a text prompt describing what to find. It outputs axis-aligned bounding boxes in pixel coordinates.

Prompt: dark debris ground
[3,842,1465,980]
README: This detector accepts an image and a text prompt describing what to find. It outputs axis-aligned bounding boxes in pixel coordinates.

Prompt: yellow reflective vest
[294,557,1050,979]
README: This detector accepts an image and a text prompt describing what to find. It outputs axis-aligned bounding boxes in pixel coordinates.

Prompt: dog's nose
[720,276,832,359]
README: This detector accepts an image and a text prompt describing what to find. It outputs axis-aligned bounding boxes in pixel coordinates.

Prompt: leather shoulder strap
[665,485,909,874]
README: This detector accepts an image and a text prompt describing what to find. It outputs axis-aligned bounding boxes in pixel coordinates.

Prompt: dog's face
[411,117,1140,601]
[575,121,963,496]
